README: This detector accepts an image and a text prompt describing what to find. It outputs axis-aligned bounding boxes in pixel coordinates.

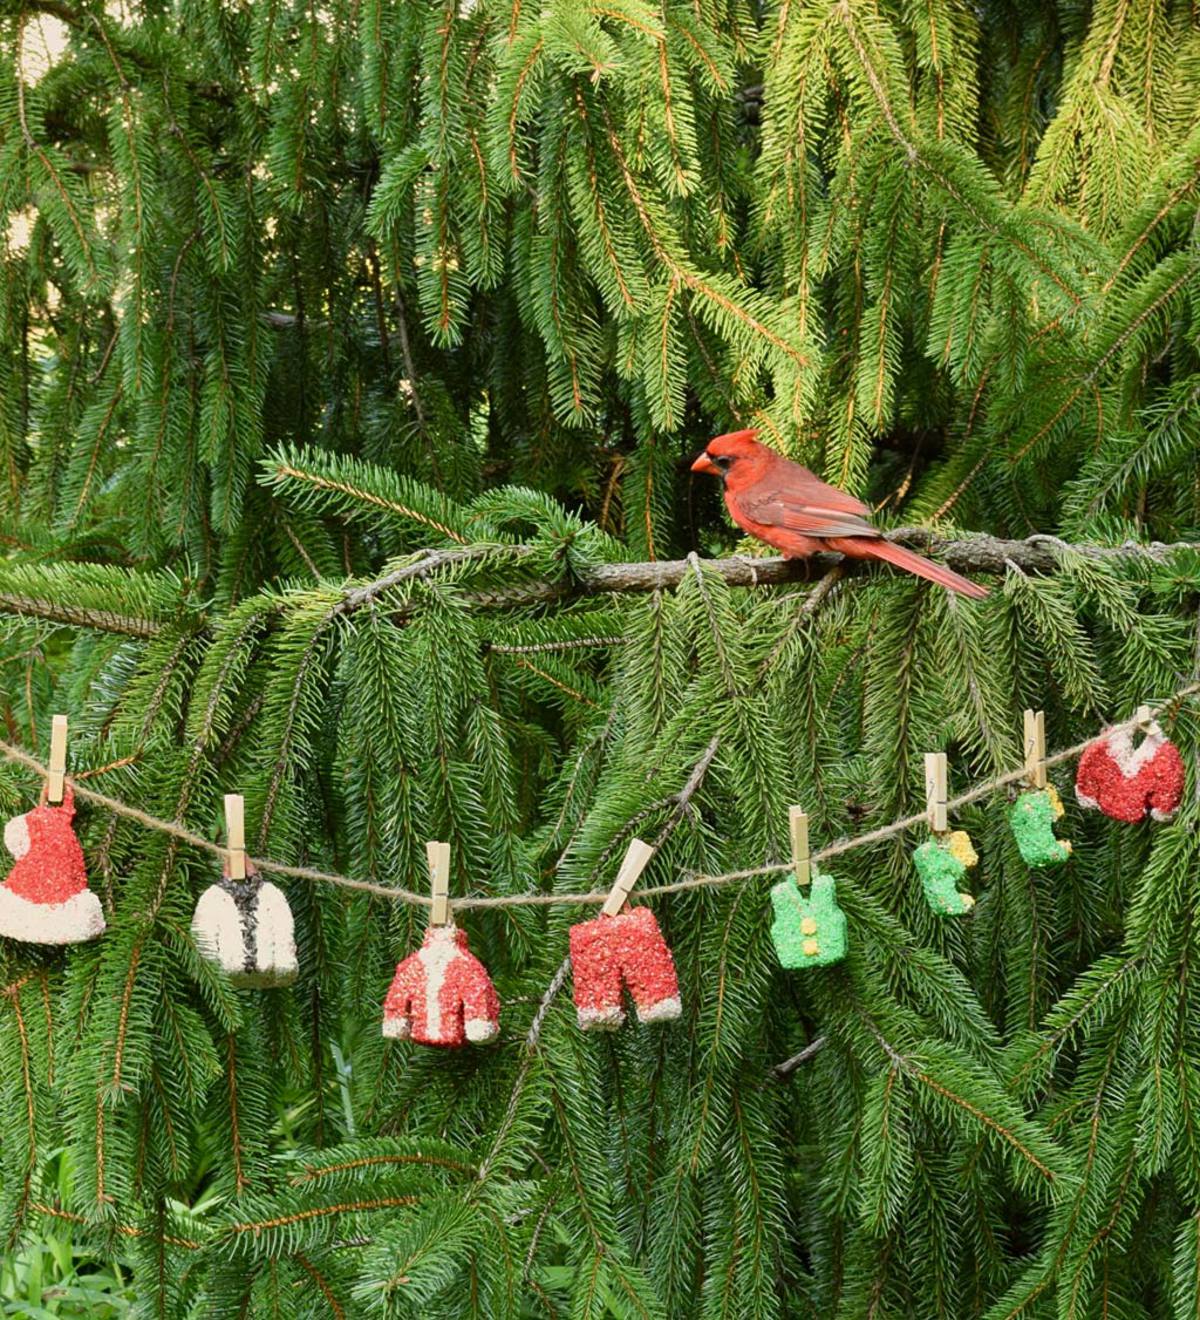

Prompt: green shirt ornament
[770,868,847,968]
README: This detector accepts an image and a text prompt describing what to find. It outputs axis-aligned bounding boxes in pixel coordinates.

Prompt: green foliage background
[2,0,1200,1314]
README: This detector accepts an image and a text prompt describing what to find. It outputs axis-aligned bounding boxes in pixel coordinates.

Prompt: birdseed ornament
[913,831,977,916]
[1075,717,1185,824]
[0,783,105,945]
[381,840,501,1047]
[569,904,682,1031]
[382,924,501,1046]
[769,869,847,969]
[1009,786,1072,867]
[191,860,298,988]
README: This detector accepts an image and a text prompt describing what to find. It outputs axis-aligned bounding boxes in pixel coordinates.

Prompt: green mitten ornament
[914,830,977,916]
[1009,785,1072,867]
[770,869,847,969]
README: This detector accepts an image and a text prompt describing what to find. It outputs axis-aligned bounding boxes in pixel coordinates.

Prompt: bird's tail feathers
[863,540,989,600]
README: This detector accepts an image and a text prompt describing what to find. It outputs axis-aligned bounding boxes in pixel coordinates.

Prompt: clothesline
[0,681,1197,911]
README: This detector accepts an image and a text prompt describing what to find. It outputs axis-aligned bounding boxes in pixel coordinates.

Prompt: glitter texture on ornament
[1075,722,1184,823]
[569,904,681,1031]
[382,924,500,1047]
[0,783,104,944]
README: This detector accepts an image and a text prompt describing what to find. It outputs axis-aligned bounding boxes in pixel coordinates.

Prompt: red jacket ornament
[382,925,500,1047]
[569,904,681,1031]
[1075,722,1185,824]
[0,783,104,944]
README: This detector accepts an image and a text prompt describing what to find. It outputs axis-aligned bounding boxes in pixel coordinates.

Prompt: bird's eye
[714,454,733,470]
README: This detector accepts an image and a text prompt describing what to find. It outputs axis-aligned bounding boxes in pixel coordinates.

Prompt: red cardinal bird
[691,430,988,599]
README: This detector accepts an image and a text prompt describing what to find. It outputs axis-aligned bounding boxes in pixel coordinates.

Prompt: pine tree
[2,0,1200,1314]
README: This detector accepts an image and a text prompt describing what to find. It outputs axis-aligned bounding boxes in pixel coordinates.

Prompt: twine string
[0,682,1196,910]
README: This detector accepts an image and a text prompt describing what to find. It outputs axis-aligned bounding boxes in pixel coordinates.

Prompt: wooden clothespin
[789,806,810,887]
[1023,709,1047,790]
[224,794,246,880]
[601,838,656,917]
[1135,704,1154,731]
[47,714,68,804]
[427,840,452,926]
[924,752,948,833]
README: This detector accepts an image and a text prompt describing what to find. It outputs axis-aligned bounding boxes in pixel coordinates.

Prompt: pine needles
[4,0,1200,1314]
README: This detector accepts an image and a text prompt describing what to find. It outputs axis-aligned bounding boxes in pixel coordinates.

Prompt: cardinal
[691,429,988,599]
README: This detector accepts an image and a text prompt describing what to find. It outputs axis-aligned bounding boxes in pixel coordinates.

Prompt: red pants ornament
[0,784,104,944]
[1075,723,1185,823]
[382,925,500,1047]
[569,905,681,1031]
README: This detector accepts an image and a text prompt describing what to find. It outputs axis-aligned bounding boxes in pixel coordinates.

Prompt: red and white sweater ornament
[1075,716,1185,824]
[382,924,500,1047]
[0,783,105,945]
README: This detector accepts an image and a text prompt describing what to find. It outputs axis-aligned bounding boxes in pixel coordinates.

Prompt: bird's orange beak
[691,453,719,476]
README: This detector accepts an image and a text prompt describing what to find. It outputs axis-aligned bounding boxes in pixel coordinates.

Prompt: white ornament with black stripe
[192,857,298,989]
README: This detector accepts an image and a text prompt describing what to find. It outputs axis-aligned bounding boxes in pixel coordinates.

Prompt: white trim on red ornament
[636,995,682,1024]
[416,925,461,1039]
[0,884,104,944]
[1099,726,1165,776]
[4,814,30,859]
[577,1004,625,1031]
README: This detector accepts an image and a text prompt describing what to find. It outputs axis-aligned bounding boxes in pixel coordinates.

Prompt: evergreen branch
[290,1150,476,1184]
[4,985,37,1245]
[0,534,1182,646]
[293,1254,346,1318]
[506,653,601,707]
[337,547,532,612]
[15,15,104,291]
[227,1034,247,1193]
[261,453,470,543]
[485,636,625,653]
[859,1019,1060,1184]
[0,593,165,638]
[449,532,1200,610]
[224,1197,419,1236]
[30,1203,204,1250]
[1010,254,1200,463]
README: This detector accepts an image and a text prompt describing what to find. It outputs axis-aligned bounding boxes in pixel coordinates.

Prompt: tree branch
[772,1035,829,1079]
[0,533,1187,642]
[459,531,1195,610]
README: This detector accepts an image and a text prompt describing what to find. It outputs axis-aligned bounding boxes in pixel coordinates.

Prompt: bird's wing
[739,485,876,539]
[760,466,872,516]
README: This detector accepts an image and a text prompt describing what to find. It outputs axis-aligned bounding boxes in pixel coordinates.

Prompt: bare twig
[772,1035,829,1079]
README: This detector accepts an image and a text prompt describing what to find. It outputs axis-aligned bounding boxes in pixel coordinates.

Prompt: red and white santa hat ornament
[382,841,500,1047]
[1075,706,1185,824]
[569,838,682,1032]
[0,716,105,945]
